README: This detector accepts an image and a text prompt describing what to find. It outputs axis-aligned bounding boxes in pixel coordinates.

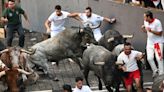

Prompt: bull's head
[0,47,34,92]
[79,21,101,47]
[99,30,133,52]
[0,68,32,92]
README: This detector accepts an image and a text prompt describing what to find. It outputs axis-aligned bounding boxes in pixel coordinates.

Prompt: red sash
[154,43,163,61]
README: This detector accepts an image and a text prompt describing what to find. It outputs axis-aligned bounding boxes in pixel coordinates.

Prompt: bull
[0,47,39,92]
[82,44,121,92]
[25,24,98,80]
[98,29,133,54]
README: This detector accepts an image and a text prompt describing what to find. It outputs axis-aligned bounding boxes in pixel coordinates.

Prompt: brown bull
[0,47,38,92]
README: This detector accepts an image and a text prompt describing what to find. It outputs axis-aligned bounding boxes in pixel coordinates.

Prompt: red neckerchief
[148,18,155,24]
[154,43,163,61]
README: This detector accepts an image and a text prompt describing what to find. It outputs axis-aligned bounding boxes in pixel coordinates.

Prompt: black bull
[26,27,97,79]
[82,44,122,92]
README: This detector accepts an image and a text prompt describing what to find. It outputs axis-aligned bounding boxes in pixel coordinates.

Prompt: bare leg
[134,78,143,92]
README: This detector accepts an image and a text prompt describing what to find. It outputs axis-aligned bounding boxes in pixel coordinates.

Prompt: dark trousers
[6,24,25,47]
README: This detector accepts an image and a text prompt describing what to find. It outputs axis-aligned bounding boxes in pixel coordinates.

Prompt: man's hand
[135,53,145,61]
[141,25,147,32]
[3,18,8,23]
[1,18,8,24]
[141,25,145,29]
[118,65,126,72]
[110,18,116,23]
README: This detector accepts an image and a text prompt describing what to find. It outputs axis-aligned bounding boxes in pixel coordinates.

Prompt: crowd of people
[123,0,164,10]
[0,0,164,92]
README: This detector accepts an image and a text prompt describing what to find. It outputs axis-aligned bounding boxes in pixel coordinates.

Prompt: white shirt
[152,0,160,6]
[117,50,142,72]
[144,18,163,45]
[132,0,140,4]
[79,13,104,41]
[48,11,70,37]
[73,85,92,92]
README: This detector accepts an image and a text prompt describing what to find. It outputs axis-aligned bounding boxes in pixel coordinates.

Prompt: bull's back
[32,28,77,50]
[30,29,78,59]
[82,45,112,67]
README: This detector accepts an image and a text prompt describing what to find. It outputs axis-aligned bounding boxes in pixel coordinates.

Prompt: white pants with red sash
[146,43,164,75]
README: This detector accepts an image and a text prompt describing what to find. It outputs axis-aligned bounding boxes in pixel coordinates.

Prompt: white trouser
[162,0,164,9]
[50,29,64,38]
[93,28,103,41]
[146,43,164,75]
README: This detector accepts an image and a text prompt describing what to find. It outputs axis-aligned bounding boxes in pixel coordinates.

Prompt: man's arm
[146,27,163,36]
[22,12,29,22]
[1,17,8,24]
[67,13,83,22]
[116,55,127,72]
[103,17,116,24]
[141,25,147,33]
[135,52,145,61]
[44,20,51,33]
[1,9,8,24]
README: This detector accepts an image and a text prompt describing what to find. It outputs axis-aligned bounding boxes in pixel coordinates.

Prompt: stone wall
[21,0,164,51]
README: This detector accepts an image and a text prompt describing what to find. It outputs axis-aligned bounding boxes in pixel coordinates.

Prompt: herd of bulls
[0,24,164,92]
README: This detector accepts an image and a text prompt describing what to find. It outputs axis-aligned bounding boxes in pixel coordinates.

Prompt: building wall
[21,0,164,51]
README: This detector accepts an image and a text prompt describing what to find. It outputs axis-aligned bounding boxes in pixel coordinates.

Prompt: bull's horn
[21,48,36,55]
[122,35,133,38]
[0,71,6,77]
[89,22,102,29]
[94,62,105,65]
[107,37,114,42]
[17,69,33,75]
[0,49,9,54]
